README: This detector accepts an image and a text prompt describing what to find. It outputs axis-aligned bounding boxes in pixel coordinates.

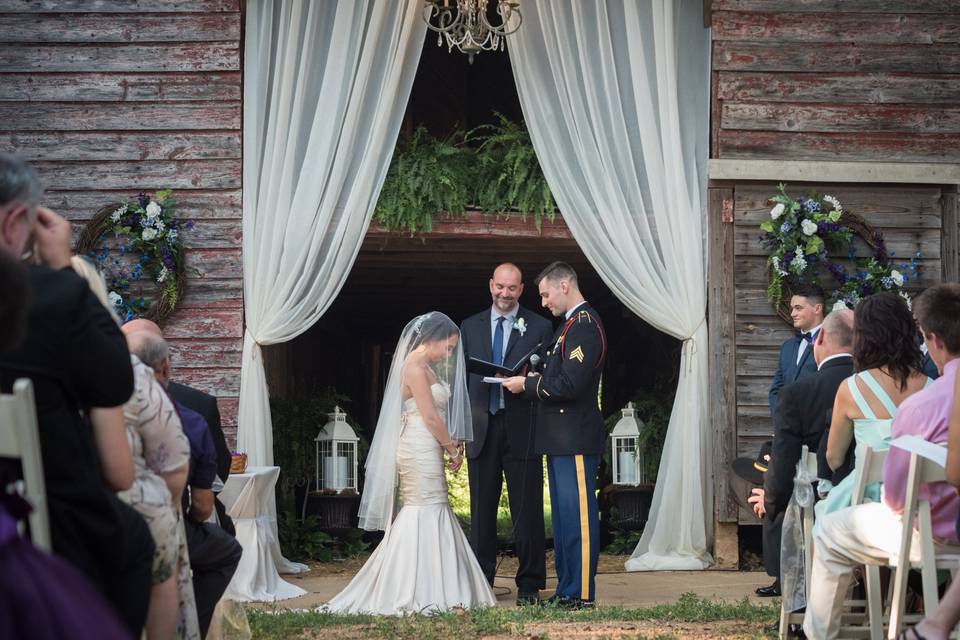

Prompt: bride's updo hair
[409,312,458,350]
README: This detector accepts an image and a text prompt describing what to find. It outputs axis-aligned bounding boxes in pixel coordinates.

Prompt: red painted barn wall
[711,0,960,162]
[0,0,243,444]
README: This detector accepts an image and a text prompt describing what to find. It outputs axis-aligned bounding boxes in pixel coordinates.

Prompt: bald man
[460,263,553,604]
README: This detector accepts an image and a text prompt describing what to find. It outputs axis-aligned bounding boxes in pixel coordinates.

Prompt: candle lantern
[314,406,359,493]
[611,402,645,486]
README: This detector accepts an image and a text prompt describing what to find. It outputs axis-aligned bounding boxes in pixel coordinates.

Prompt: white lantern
[611,402,645,486]
[315,406,359,493]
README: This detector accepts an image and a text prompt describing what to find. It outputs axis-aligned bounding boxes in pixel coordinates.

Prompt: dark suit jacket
[0,264,135,584]
[764,355,854,520]
[461,306,553,459]
[521,304,607,456]
[768,334,818,417]
[168,381,231,483]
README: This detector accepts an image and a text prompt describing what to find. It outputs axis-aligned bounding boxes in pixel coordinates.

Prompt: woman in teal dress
[815,293,931,527]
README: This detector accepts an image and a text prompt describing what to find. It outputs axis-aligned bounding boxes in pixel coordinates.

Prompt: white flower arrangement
[801,219,818,236]
[770,203,785,220]
[890,269,904,287]
[145,201,162,219]
[514,317,527,336]
[141,227,158,241]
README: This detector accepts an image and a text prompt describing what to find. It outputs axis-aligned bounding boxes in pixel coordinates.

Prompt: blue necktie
[489,316,505,415]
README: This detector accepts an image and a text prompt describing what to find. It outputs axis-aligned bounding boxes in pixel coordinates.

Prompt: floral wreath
[75,190,190,323]
[760,184,920,323]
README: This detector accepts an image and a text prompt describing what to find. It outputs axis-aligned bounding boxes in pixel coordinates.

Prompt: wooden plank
[167,337,242,368]
[734,184,945,229]
[716,72,960,105]
[711,0,959,13]
[734,286,780,317]
[49,189,241,221]
[737,374,775,406]
[173,366,239,396]
[3,131,240,161]
[735,345,780,375]
[177,278,242,309]
[712,11,960,44]
[33,159,241,190]
[735,226,942,259]
[0,13,239,42]
[0,0,239,12]
[185,248,241,279]
[0,103,240,131]
[718,130,960,163]
[0,72,241,102]
[944,188,959,282]
[0,43,240,72]
[723,102,960,134]
[737,405,774,438]
[736,314,800,347]
[708,187,738,523]
[713,41,960,73]
[164,307,242,339]
[366,210,572,240]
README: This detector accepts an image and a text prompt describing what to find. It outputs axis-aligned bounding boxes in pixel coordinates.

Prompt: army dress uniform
[521,302,606,604]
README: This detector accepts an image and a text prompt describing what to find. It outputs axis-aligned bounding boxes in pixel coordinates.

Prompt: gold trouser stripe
[574,454,590,600]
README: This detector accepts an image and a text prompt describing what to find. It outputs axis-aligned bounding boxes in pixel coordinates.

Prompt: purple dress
[0,493,130,639]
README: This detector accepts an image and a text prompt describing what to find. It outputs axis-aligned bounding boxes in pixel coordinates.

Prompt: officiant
[460,263,553,605]
[502,261,607,609]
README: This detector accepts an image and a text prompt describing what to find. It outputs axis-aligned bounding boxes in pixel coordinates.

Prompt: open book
[467,342,542,379]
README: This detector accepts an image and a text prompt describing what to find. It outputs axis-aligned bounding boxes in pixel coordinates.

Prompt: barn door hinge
[721,198,734,223]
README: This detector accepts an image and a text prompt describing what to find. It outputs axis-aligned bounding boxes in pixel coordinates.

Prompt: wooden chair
[778,445,819,639]
[886,449,960,639]
[851,445,890,640]
[0,378,50,550]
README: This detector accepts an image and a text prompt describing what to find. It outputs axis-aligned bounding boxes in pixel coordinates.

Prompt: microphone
[528,353,541,373]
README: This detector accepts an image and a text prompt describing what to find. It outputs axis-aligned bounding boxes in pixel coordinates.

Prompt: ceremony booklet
[468,342,542,381]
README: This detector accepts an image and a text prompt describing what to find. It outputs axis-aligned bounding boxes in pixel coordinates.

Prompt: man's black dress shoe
[541,595,593,610]
[516,591,540,606]
[755,580,781,597]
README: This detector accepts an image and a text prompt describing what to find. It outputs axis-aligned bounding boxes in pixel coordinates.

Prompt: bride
[324,312,496,614]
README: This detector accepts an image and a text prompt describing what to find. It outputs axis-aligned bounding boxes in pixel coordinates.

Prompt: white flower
[108,291,123,307]
[900,291,912,310]
[141,227,158,241]
[890,269,904,287]
[155,219,165,232]
[801,219,818,236]
[157,266,169,284]
[770,203,785,220]
[145,201,162,219]
[514,317,527,336]
[823,195,843,212]
[831,300,848,312]
[790,249,807,272]
[110,205,127,222]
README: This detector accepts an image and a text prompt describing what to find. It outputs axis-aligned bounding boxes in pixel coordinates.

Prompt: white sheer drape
[508,0,713,569]
[239,1,425,466]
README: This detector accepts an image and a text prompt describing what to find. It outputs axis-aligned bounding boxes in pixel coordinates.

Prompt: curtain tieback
[681,317,707,372]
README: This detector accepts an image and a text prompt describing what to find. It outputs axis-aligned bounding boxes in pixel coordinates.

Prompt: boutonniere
[514,317,527,336]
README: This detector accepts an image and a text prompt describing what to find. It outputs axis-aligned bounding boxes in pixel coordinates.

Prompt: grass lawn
[246,593,779,639]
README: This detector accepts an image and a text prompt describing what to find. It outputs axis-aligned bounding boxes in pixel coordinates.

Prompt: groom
[460,263,553,605]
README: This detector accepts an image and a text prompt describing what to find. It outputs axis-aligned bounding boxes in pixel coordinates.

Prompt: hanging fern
[373,116,557,234]
[469,113,556,231]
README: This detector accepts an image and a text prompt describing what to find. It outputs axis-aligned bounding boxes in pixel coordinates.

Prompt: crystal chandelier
[422,0,522,63]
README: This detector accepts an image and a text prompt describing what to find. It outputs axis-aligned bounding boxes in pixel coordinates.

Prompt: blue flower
[780,221,792,233]
[804,199,820,212]
[881,276,894,289]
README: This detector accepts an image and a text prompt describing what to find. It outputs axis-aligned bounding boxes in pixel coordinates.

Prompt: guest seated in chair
[804,284,960,640]
[814,293,931,528]
[0,153,153,636]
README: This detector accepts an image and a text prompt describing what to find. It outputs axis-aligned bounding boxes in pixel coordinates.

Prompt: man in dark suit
[503,262,607,609]
[0,153,152,635]
[757,308,855,597]
[769,284,826,418]
[460,263,553,605]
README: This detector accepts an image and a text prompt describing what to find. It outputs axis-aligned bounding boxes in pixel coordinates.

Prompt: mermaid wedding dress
[323,383,496,615]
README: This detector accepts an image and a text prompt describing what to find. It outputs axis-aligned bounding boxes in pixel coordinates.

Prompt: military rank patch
[569,346,585,363]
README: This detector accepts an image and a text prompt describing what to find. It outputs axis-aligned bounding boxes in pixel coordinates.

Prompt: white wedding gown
[324,383,496,614]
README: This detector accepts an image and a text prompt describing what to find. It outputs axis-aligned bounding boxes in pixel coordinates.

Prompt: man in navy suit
[768,284,826,418]
[460,263,553,605]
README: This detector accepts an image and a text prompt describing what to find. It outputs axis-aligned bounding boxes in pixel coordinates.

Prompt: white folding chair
[779,445,819,639]
[886,450,960,639]
[849,446,890,640]
[0,378,50,550]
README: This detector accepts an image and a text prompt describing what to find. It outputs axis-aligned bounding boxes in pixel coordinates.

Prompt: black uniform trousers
[185,519,243,638]
[467,412,546,593]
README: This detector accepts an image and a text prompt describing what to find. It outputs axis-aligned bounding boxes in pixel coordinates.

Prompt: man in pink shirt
[804,283,960,640]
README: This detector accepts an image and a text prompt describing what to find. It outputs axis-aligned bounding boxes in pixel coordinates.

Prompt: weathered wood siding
[712,1,960,163]
[0,0,243,443]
